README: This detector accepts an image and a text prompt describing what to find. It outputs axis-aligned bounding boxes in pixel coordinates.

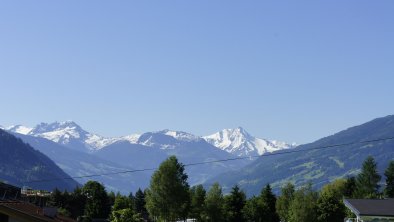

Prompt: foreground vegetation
[49,156,394,222]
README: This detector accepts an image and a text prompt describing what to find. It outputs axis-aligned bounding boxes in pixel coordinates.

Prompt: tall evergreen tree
[189,185,206,221]
[384,160,394,198]
[203,183,225,222]
[259,184,279,222]
[134,189,148,220]
[276,183,295,222]
[224,185,246,222]
[145,156,190,221]
[355,156,381,198]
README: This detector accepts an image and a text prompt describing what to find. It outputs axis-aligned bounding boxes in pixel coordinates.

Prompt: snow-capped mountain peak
[28,121,89,145]
[159,129,200,142]
[3,121,294,157]
[31,121,85,135]
[5,121,132,152]
[136,129,201,149]
[203,127,295,157]
[5,125,33,134]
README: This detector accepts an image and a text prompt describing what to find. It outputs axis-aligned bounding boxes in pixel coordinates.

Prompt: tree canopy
[145,156,190,221]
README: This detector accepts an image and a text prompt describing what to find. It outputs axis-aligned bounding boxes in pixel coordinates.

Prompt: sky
[0,0,393,144]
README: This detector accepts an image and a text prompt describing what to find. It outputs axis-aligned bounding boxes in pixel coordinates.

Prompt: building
[0,182,21,200]
[0,200,76,222]
[344,199,394,222]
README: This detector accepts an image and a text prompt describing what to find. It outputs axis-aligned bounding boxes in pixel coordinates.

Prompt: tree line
[48,155,394,222]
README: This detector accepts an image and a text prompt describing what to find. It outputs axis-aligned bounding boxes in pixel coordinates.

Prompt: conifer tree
[355,156,381,198]
[224,185,246,222]
[384,160,394,198]
[134,189,148,220]
[260,184,279,222]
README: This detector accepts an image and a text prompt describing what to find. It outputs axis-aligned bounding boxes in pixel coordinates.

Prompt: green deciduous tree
[203,183,225,222]
[111,209,144,222]
[317,179,347,222]
[145,156,190,221]
[83,181,111,219]
[384,160,394,198]
[276,183,295,222]
[355,156,381,198]
[113,194,133,212]
[189,185,206,221]
[243,196,262,222]
[288,183,318,222]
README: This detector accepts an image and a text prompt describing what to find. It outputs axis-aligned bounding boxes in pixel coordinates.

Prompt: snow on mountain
[6,125,33,134]
[5,121,139,152]
[203,127,295,157]
[120,134,141,143]
[136,129,202,149]
[162,129,200,142]
[4,121,294,157]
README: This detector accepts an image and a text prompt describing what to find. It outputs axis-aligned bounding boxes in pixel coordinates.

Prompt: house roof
[0,182,21,199]
[344,199,394,217]
[0,201,76,222]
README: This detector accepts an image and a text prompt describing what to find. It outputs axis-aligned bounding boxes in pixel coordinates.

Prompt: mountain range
[1,122,292,192]
[206,115,394,195]
[3,115,392,196]
[4,122,292,157]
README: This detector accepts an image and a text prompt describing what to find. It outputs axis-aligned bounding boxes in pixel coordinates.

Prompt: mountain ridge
[3,122,293,157]
[205,115,394,195]
[0,129,79,191]
[203,127,295,157]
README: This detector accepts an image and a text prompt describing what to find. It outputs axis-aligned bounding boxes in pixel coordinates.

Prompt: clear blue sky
[0,1,393,144]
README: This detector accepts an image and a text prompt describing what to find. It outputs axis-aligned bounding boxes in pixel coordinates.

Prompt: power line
[23,136,394,184]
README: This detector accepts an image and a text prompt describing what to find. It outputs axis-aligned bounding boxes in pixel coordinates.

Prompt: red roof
[0,201,76,222]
